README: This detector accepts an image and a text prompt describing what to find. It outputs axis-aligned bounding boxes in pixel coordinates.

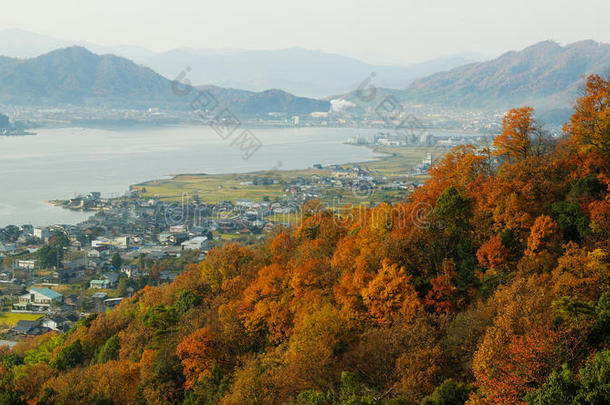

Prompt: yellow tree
[361,259,421,325]
[494,107,536,163]
[564,75,610,160]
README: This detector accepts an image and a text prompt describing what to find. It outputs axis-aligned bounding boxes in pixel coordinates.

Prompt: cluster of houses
[0,169,424,284]
[3,287,75,340]
[0,168,426,345]
[11,313,76,337]
[0,285,126,342]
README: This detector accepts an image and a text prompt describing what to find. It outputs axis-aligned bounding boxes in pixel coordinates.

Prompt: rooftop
[30,287,62,300]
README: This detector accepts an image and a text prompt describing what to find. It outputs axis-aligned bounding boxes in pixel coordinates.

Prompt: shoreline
[4,124,454,228]
[134,145,392,187]
[46,144,394,212]
[43,143,433,220]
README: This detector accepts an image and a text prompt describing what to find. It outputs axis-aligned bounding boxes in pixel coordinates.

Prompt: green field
[134,173,286,203]
[0,312,43,327]
[343,145,447,176]
[133,146,440,205]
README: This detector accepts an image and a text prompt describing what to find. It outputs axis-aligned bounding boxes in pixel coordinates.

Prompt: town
[0,126,500,346]
[0,158,423,344]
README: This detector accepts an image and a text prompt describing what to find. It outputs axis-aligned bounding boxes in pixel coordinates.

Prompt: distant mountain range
[0,30,608,125]
[398,40,610,122]
[139,47,481,98]
[0,29,484,97]
[0,47,330,114]
[0,29,157,62]
[0,47,174,108]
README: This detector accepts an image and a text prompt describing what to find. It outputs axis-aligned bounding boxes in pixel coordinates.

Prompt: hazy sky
[2,0,609,64]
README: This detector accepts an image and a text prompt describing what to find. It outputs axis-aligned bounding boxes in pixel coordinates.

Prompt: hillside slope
[0,76,607,405]
[0,47,330,114]
[397,41,610,121]
[0,47,177,108]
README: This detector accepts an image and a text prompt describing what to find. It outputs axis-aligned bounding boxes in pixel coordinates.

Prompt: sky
[1,0,609,64]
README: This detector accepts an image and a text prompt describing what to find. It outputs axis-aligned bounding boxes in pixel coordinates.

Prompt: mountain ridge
[398,40,610,120]
[0,46,330,114]
[0,29,485,97]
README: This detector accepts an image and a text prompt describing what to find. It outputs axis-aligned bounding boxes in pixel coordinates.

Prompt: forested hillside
[400,41,610,123]
[0,47,330,114]
[0,75,608,405]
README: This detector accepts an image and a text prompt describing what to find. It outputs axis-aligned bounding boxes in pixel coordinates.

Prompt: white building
[91,236,128,249]
[33,227,52,242]
[15,259,36,271]
[181,236,208,251]
[14,288,63,311]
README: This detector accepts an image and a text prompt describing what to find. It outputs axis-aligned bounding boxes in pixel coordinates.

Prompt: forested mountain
[196,86,331,115]
[0,29,484,98]
[140,47,480,97]
[0,47,330,114]
[228,89,331,115]
[0,75,608,404]
[0,47,181,108]
[399,40,610,122]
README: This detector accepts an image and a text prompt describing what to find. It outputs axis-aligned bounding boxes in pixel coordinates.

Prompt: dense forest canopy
[0,75,608,405]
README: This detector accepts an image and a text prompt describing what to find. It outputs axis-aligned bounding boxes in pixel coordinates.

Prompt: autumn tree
[361,259,421,325]
[280,302,349,398]
[494,107,536,163]
[564,75,610,160]
[176,327,218,390]
[425,259,460,315]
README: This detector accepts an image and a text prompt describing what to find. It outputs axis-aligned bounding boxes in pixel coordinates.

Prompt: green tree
[569,174,603,200]
[431,186,476,296]
[576,350,610,403]
[551,201,589,242]
[526,350,610,404]
[174,290,201,314]
[524,365,579,405]
[38,244,62,269]
[421,379,473,405]
[51,340,84,371]
[589,293,610,346]
[111,252,122,269]
[296,390,328,405]
[95,335,120,364]
[38,234,69,269]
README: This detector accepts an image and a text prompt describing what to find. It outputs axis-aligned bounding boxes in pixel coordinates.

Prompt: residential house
[0,272,14,283]
[42,315,71,332]
[14,288,63,311]
[159,271,177,283]
[13,319,50,336]
[92,292,108,300]
[103,272,119,286]
[63,295,79,309]
[166,232,188,246]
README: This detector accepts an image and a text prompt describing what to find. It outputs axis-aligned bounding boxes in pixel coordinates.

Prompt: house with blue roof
[14,287,63,311]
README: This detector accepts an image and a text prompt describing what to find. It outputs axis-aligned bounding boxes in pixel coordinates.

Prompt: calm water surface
[0,126,382,226]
